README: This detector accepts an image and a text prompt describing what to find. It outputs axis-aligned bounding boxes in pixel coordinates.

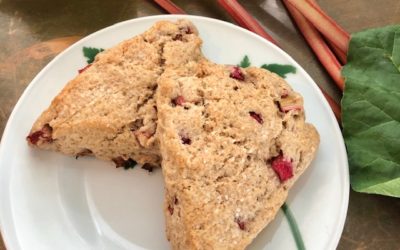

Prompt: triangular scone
[157,60,319,249]
[27,19,203,167]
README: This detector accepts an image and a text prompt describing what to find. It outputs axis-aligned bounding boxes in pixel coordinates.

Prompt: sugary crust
[157,60,320,249]
[28,19,203,166]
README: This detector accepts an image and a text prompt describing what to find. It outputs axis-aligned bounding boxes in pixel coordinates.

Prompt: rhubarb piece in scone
[27,19,203,167]
[157,60,320,249]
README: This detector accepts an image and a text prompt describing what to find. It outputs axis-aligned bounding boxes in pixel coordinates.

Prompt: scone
[27,19,203,167]
[157,60,320,249]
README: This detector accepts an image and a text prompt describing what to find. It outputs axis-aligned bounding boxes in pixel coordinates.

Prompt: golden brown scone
[27,19,203,167]
[157,60,320,250]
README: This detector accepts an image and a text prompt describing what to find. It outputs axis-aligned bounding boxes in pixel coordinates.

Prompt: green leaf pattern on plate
[239,55,251,68]
[261,64,297,78]
[238,55,297,78]
[83,46,104,64]
[282,203,306,250]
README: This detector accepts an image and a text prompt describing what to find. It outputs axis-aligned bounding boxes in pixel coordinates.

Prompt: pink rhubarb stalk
[321,89,342,123]
[307,0,347,64]
[283,0,344,91]
[217,0,278,45]
[153,0,185,14]
[327,40,347,65]
[286,0,350,54]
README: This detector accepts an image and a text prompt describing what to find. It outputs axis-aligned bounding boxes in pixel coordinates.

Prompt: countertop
[0,0,399,249]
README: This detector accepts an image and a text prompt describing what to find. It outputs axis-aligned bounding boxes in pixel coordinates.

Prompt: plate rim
[0,14,349,250]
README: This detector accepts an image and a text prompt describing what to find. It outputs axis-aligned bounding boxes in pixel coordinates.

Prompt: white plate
[0,15,349,250]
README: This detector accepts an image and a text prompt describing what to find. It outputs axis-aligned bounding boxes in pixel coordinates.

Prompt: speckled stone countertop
[0,0,399,249]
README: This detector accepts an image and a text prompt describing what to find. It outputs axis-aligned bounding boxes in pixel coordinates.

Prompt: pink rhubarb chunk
[271,154,293,182]
[230,66,245,81]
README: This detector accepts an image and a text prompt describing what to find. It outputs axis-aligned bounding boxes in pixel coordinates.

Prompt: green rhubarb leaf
[342,25,400,198]
[261,64,296,78]
[239,55,251,68]
[83,47,104,64]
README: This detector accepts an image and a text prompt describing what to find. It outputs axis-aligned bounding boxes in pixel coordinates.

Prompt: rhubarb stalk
[308,0,347,64]
[153,0,185,14]
[217,0,278,45]
[286,0,350,54]
[321,90,341,122]
[326,38,347,65]
[283,0,344,91]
